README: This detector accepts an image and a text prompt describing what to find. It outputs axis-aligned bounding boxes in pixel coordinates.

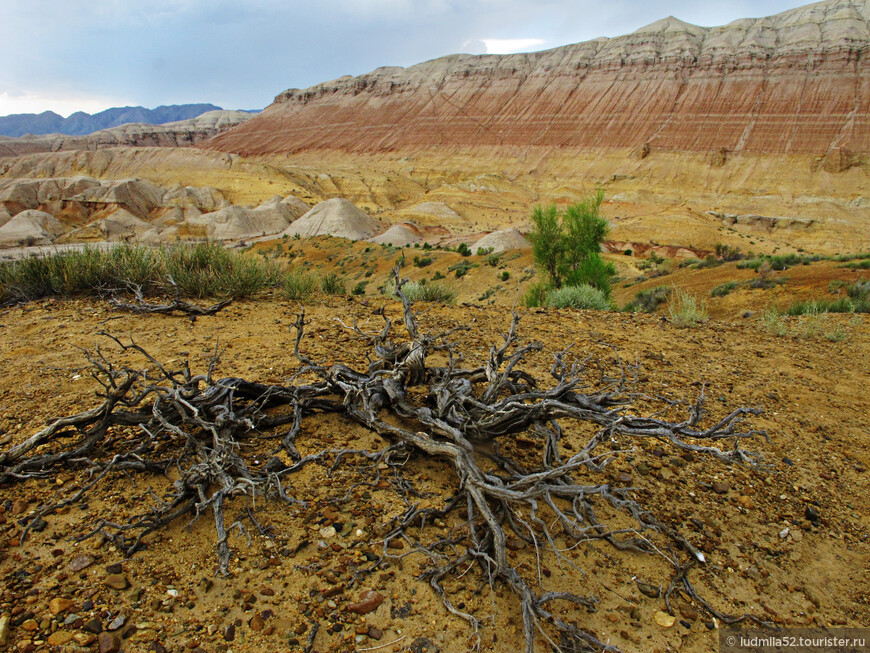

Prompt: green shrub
[547,284,612,311]
[565,255,616,297]
[320,272,346,295]
[432,270,445,281]
[528,190,613,293]
[0,243,281,305]
[760,307,788,336]
[384,280,456,304]
[623,286,671,313]
[456,243,472,257]
[711,281,739,297]
[448,260,474,278]
[352,281,367,296]
[413,255,433,268]
[521,282,551,308]
[499,270,510,282]
[486,253,502,267]
[282,270,317,301]
[668,289,708,327]
[476,247,494,256]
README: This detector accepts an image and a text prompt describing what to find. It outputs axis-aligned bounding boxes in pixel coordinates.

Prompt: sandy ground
[0,292,867,653]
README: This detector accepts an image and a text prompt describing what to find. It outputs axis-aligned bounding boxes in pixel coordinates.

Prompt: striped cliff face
[205,0,870,158]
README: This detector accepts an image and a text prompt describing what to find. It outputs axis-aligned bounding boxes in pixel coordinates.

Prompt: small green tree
[528,190,614,295]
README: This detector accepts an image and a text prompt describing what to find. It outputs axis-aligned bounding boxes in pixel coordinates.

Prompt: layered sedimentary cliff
[208,0,870,157]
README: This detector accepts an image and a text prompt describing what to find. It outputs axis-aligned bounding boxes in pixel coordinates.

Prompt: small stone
[322,585,344,598]
[630,607,642,621]
[294,623,308,636]
[249,614,265,631]
[654,611,676,628]
[69,555,94,573]
[107,613,126,631]
[30,517,48,532]
[318,526,336,539]
[368,626,383,640]
[105,574,129,591]
[260,587,275,597]
[83,618,103,634]
[97,631,121,653]
[617,472,632,484]
[805,505,820,523]
[409,636,440,653]
[386,539,404,549]
[679,606,698,621]
[222,624,235,642]
[736,495,754,509]
[47,631,73,646]
[73,633,96,646]
[346,590,384,615]
[105,563,123,575]
[20,619,38,632]
[10,500,29,515]
[712,482,729,494]
[0,613,9,647]
[49,598,74,615]
[636,581,660,598]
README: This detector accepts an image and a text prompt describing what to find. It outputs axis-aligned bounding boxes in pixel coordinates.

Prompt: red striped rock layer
[207,0,870,157]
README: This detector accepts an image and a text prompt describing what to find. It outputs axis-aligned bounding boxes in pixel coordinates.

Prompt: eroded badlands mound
[208,0,870,157]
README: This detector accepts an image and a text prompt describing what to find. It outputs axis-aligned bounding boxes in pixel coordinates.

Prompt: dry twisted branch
[0,267,767,652]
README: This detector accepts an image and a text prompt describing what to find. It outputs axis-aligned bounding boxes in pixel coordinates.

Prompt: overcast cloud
[1,0,804,116]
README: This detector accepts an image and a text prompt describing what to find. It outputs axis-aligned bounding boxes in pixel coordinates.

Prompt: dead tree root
[0,270,769,652]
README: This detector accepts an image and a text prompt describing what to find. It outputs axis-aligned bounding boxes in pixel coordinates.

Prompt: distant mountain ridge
[0,104,228,137]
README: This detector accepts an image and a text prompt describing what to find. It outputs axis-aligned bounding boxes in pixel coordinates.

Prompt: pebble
[346,590,384,615]
[222,624,235,642]
[46,631,73,646]
[712,482,729,494]
[97,631,121,653]
[679,606,698,621]
[48,598,73,615]
[0,614,9,646]
[249,614,265,631]
[319,526,336,539]
[107,614,126,631]
[805,505,820,523]
[636,581,660,598]
[654,611,676,628]
[69,555,94,573]
[368,626,383,640]
[83,618,103,634]
[104,574,129,591]
[737,495,754,509]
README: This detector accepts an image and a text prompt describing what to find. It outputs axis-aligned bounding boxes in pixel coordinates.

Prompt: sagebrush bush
[0,243,282,305]
[546,284,612,311]
[711,281,739,297]
[623,286,671,313]
[382,280,456,304]
[320,272,346,296]
[520,282,551,308]
[668,289,708,327]
[282,270,317,301]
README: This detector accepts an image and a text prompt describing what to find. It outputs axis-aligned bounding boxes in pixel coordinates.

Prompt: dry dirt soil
[0,290,867,653]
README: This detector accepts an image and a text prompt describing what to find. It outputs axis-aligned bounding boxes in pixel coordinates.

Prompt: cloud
[481,38,547,55]
[0,91,130,118]
[0,0,811,115]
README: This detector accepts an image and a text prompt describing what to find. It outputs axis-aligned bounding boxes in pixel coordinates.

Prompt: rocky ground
[0,288,867,653]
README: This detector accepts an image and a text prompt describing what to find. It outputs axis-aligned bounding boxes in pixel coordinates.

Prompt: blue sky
[0,0,806,116]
